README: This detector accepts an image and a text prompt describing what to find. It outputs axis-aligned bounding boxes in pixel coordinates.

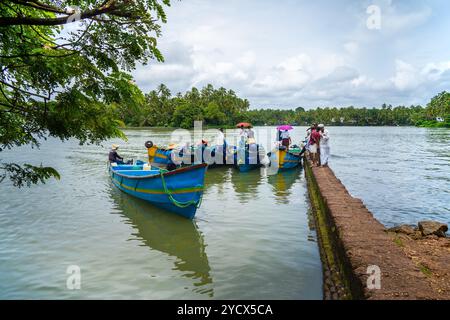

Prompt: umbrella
[277,125,293,131]
[236,122,252,128]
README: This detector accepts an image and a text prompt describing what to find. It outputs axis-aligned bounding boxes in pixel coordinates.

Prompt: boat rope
[159,169,203,208]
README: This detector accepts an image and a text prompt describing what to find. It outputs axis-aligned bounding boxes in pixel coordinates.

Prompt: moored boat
[109,162,207,219]
[234,144,266,172]
[267,146,302,170]
[146,141,238,168]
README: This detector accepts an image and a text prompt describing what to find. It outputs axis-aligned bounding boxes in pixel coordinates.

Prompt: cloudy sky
[133,0,450,109]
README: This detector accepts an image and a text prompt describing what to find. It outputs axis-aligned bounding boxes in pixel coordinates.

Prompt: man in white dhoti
[214,128,226,164]
[318,124,330,167]
[239,125,247,147]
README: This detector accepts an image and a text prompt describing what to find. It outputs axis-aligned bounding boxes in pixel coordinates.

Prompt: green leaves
[0,163,60,188]
[0,1,170,186]
[130,84,250,128]
[426,91,450,120]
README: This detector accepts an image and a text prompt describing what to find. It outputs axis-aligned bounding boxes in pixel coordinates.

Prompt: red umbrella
[277,125,294,130]
[236,122,252,128]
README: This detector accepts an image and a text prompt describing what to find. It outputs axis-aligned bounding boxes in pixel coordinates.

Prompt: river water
[0,127,321,299]
[0,126,448,299]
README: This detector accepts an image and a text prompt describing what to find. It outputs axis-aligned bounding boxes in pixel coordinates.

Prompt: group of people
[109,124,330,167]
[305,123,330,167]
[239,125,256,146]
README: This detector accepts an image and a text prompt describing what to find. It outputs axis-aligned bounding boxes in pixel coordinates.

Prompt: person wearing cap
[109,144,124,164]
[318,124,330,167]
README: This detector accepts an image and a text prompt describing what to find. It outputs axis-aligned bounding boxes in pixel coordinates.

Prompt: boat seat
[113,170,160,176]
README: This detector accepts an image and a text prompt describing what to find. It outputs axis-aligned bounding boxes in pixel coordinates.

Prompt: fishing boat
[109,162,207,219]
[145,142,174,167]
[267,146,302,170]
[145,140,237,168]
[234,144,266,172]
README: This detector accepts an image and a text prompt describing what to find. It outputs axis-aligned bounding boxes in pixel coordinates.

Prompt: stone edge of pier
[304,158,436,300]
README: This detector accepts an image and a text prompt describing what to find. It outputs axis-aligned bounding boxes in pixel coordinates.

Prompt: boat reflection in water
[203,167,232,192]
[266,167,302,204]
[109,186,213,297]
[230,168,263,203]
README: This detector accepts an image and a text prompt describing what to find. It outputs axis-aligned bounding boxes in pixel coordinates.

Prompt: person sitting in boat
[109,144,125,164]
[201,139,208,149]
[166,143,180,170]
[280,130,291,149]
[198,139,209,161]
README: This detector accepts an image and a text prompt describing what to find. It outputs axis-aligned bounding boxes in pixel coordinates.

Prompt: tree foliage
[0,0,170,186]
[121,83,448,129]
[122,83,250,128]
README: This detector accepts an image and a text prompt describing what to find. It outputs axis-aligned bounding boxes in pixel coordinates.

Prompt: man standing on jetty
[318,124,330,167]
[309,124,321,166]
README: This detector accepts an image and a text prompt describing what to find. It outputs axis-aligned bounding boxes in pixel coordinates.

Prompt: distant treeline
[115,83,450,128]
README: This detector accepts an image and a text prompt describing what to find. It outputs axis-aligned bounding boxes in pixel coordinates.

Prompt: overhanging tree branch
[9,0,66,14]
[0,0,127,26]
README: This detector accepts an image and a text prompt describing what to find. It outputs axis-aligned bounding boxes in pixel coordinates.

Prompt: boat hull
[234,144,264,172]
[147,144,238,168]
[268,149,302,170]
[109,163,207,219]
[236,163,261,172]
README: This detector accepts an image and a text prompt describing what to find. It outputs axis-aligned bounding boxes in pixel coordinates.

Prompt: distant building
[331,118,336,123]
[340,117,345,123]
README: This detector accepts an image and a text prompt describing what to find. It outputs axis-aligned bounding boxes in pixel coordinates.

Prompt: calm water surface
[326,127,449,227]
[0,128,321,299]
[1,126,448,299]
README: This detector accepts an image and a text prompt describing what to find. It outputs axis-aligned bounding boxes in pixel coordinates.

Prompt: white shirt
[280,131,290,139]
[320,129,330,146]
[215,131,225,146]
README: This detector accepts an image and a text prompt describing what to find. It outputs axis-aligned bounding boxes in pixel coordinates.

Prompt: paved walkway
[308,162,437,299]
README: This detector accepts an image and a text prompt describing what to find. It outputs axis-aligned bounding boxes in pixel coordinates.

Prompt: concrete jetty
[304,158,438,300]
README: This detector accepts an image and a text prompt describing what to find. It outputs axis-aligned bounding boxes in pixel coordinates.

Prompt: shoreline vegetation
[116,84,450,129]
[0,0,447,188]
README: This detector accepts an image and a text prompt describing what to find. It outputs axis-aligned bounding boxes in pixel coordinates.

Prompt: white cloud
[131,0,450,108]
[391,60,419,90]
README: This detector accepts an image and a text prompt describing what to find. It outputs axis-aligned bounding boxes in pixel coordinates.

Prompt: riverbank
[304,158,449,300]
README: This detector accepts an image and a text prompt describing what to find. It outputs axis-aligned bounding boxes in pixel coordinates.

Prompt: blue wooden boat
[267,147,302,170]
[234,144,264,172]
[146,141,237,168]
[109,163,207,219]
